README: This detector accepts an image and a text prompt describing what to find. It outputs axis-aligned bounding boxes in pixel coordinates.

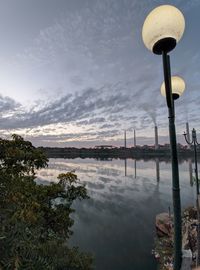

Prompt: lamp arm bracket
[186,140,193,146]
[183,133,193,145]
[195,140,200,146]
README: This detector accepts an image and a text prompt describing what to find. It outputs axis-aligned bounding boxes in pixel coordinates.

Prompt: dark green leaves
[0,135,93,270]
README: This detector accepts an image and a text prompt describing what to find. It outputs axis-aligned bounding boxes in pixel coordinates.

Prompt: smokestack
[186,122,190,142]
[134,129,136,147]
[155,125,158,150]
[124,130,127,148]
[186,122,191,149]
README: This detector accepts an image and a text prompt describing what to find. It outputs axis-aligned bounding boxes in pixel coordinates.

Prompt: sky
[0,0,199,147]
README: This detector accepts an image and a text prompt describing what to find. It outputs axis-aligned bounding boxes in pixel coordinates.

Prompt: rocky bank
[153,207,198,269]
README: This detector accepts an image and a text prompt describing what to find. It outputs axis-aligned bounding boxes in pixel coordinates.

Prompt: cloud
[0,0,199,147]
[0,78,198,143]
[0,95,20,113]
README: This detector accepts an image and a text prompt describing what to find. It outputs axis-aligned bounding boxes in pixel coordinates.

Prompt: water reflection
[125,158,127,176]
[156,158,160,182]
[36,158,196,270]
[134,159,137,179]
[189,158,193,186]
[122,158,159,181]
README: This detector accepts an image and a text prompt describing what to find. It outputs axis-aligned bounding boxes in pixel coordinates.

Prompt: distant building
[94,145,114,149]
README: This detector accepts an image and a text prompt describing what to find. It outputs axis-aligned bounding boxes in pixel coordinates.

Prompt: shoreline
[38,146,199,160]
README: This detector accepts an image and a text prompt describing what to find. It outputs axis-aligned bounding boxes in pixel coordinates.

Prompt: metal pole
[194,136,200,266]
[162,51,182,270]
[183,129,200,266]
[194,141,199,195]
[196,199,200,267]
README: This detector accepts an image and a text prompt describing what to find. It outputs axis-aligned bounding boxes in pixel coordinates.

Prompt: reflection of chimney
[134,129,136,147]
[134,159,137,178]
[155,125,158,150]
[156,158,160,182]
[124,130,127,148]
[125,158,127,176]
[186,122,191,149]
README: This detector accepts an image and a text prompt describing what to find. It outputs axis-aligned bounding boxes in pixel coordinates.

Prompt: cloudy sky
[0,0,199,147]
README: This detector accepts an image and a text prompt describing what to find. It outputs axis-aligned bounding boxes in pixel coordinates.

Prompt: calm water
[36,158,196,270]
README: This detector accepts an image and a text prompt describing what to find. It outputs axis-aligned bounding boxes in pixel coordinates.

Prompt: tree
[0,134,48,175]
[0,135,93,269]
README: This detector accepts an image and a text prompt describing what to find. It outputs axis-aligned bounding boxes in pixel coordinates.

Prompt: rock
[184,206,197,220]
[182,224,190,249]
[181,249,192,270]
[154,207,199,269]
[156,213,173,237]
[189,225,197,252]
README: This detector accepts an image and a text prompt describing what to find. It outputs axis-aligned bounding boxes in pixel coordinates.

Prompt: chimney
[155,125,158,150]
[186,122,191,149]
[134,129,136,147]
[186,122,190,142]
[124,130,127,148]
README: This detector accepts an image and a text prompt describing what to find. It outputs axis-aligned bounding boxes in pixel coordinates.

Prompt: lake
[36,158,196,270]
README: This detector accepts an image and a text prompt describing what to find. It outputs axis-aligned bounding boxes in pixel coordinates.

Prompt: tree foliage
[0,135,93,269]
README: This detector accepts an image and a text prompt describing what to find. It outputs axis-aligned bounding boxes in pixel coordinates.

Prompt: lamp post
[161,75,185,269]
[183,128,200,266]
[142,5,185,270]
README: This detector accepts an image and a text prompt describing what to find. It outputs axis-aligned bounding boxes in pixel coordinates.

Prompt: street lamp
[183,128,200,266]
[142,5,185,270]
[161,76,185,100]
